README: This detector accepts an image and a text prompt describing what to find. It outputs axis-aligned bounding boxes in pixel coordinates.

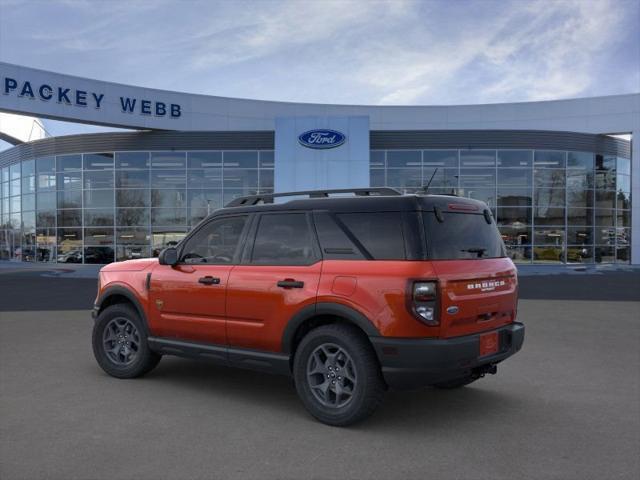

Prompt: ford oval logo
[447,306,459,315]
[298,129,346,149]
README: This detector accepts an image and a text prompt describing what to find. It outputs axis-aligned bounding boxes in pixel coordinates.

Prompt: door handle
[277,279,304,289]
[198,276,221,285]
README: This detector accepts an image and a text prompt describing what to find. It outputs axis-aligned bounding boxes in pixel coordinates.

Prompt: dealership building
[0,62,638,265]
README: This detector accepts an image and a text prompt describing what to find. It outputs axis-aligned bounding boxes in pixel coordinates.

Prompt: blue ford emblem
[447,306,459,315]
[298,129,346,149]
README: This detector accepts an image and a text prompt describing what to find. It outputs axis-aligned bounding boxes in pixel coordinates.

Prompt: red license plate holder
[479,331,499,357]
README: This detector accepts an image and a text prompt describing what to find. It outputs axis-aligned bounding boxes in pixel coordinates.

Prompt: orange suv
[92,188,524,426]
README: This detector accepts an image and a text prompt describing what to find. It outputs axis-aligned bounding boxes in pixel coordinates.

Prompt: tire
[92,303,161,379]
[293,324,385,427]
[432,376,478,389]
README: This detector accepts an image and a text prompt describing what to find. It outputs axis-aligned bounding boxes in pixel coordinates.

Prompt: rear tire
[293,324,385,426]
[92,304,161,379]
[432,376,477,389]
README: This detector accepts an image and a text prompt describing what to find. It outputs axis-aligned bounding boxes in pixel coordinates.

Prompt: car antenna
[420,167,439,194]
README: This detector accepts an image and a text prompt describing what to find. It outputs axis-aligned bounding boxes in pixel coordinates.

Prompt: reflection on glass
[83,153,114,170]
[498,150,532,167]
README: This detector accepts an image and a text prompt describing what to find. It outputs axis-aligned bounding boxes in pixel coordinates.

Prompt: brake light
[410,281,439,326]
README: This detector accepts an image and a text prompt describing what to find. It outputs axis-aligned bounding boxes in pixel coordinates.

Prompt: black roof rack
[225,187,402,207]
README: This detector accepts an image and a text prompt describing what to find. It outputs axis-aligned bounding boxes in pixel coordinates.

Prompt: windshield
[423,211,506,260]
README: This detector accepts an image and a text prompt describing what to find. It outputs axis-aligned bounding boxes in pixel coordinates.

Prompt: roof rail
[225,187,402,207]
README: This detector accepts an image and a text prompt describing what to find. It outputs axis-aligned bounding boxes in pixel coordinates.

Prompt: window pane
[422,168,458,189]
[595,246,615,263]
[458,188,496,208]
[259,151,274,168]
[85,228,114,245]
[534,188,565,208]
[386,169,421,189]
[460,150,495,167]
[83,153,114,170]
[566,246,593,264]
[84,246,114,264]
[10,179,20,196]
[223,169,258,188]
[499,225,531,246]
[187,151,222,169]
[458,168,495,187]
[58,190,82,209]
[534,151,565,168]
[36,210,56,228]
[497,207,532,226]
[117,208,149,226]
[116,245,151,262]
[534,228,565,246]
[116,170,149,188]
[505,246,532,263]
[616,210,631,228]
[616,157,630,176]
[116,228,150,245]
[566,188,594,209]
[497,168,531,186]
[181,216,247,264]
[150,152,185,169]
[617,174,630,194]
[370,169,385,187]
[534,169,565,187]
[21,177,36,193]
[22,193,35,211]
[116,189,150,208]
[84,170,114,189]
[387,151,421,168]
[151,170,186,189]
[57,154,82,171]
[498,187,532,207]
[567,227,593,245]
[116,152,149,169]
[151,189,186,208]
[151,208,187,226]
[595,191,616,209]
[36,157,55,174]
[58,209,82,227]
[567,151,594,169]
[84,208,114,226]
[187,169,222,188]
[37,173,56,191]
[567,208,593,226]
[259,170,274,189]
[22,159,35,176]
[152,228,187,255]
[223,151,258,169]
[57,171,82,190]
[84,190,114,209]
[252,213,315,265]
[534,206,564,225]
[57,228,82,245]
[36,192,56,210]
[498,150,532,168]
[595,210,615,227]
[596,155,616,172]
[338,212,406,260]
[423,150,458,168]
[566,169,593,189]
[370,151,385,167]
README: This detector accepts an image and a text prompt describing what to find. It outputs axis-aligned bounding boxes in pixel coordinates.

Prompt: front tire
[92,304,161,379]
[293,324,385,426]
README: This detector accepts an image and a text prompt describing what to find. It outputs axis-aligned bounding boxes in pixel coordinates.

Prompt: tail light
[410,281,439,326]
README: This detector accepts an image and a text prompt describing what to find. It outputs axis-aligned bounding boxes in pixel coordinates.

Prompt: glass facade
[0,151,274,263]
[371,149,631,264]
[0,147,631,265]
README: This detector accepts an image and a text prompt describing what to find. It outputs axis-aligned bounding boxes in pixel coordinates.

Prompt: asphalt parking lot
[1,269,639,480]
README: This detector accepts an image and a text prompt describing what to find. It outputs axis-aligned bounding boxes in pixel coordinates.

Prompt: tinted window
[252,214,315,265]
[424,212,505,260]
[337,212,405,260]
[313,212,365,260]
[181,216,247,264]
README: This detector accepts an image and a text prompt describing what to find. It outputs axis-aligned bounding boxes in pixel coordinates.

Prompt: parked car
[91,188,524,426]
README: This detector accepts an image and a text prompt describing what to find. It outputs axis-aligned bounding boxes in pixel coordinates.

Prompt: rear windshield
[423,212,506,260]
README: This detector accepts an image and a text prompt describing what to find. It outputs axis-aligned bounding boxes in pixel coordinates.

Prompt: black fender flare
[95,285,150,333]
[281,302,380,354]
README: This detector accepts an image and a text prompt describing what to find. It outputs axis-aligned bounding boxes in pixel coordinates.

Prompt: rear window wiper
[460,247,487,258]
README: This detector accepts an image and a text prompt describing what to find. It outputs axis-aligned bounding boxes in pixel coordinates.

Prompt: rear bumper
[370,322,525,390]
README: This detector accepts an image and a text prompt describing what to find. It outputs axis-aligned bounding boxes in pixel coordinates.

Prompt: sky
[0,0,639,142]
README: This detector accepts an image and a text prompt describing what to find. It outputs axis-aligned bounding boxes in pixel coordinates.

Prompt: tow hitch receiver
[472,364,498,379]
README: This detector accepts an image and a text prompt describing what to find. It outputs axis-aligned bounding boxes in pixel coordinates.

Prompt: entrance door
[149,214,249,345]
[226,212,322,352]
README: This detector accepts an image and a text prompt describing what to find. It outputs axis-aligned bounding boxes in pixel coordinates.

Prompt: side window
[180,216,247,264]
[336,212,406,260]
[251,213,316,265]
[313,212,365,260]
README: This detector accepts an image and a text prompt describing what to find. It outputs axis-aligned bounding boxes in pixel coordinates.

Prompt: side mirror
[158,247,178,266]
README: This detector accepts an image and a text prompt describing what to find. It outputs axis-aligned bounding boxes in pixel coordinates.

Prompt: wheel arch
[96,286,149,333]
[282,302,380,357]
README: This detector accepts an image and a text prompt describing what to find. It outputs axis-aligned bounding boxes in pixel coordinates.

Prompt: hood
[100,258,158,272]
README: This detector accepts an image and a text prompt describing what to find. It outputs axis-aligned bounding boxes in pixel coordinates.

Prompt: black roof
[213,191,488,216]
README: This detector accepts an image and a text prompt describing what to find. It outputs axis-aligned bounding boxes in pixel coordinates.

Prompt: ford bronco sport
[92,188,524,426]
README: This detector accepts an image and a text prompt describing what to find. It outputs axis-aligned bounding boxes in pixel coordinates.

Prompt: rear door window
[423,212,506,260]
[336,212,405,260]
[251,213,318,265]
